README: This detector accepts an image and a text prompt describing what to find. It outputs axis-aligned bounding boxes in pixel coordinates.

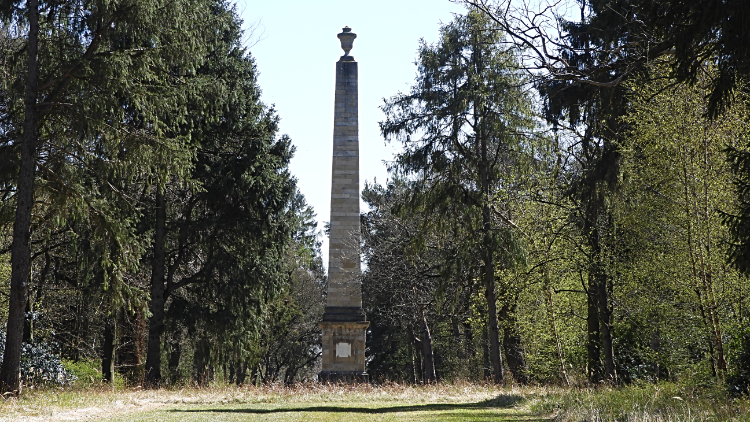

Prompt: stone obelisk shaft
[328,54,361,307]
[319,27,368,383]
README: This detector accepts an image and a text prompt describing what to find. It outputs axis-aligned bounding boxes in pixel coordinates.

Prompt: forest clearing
[1,382,748,422]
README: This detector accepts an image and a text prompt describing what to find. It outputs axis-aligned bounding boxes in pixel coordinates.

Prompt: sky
[237,0,467,266]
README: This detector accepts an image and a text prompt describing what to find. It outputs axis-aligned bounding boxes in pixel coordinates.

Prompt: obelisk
[319,26,369,383]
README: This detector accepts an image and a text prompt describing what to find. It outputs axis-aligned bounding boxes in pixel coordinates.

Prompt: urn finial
[337,26,356,56]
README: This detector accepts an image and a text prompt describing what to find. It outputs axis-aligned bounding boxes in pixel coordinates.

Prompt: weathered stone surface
[320,321,369,379]
[320,27,368,383]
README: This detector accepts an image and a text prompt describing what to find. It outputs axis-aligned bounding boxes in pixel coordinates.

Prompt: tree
[462,0,750,277]
[380,10,536,384]
[0,0,219,393]
[253,193,325,384]
[138,2,302,385]
[462,0,650,383]
[362,180,446,383]
[142,42,300,384]
[614,64,750,379]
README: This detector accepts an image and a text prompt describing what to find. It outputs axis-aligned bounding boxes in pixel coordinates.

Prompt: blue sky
[238,0,466,265]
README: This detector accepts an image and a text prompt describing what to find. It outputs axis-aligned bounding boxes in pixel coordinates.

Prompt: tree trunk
[475,39,503,384]
[284,365,299,385]
[409,327,418,383]
[683,156,724,376]
[464,320,475,362]
[1,0,39,393]
[597,272,616,382]
[228,361,235,384]
[168,337,181,383]
[102,315,116,383]
[419,311,436,383]
[409,325,424,383]
[193,336,211,386]
[586,272,602,383]
[236,361,247,385]
[545,285,569,386]
[484,256,504,384]
[452,315,464,359]
[482,325,491,380]
[700,138,726,374]
[74,292,90,362]
[145,190,167,385]
[500,303,527,384]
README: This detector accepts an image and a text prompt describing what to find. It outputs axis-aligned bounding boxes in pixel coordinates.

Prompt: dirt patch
[16,401,164,421]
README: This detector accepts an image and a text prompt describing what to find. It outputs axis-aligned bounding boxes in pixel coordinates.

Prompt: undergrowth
[533,382,750,422]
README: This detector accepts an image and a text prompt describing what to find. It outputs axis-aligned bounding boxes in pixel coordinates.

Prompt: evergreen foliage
[379,10,539,384]
[0,331,77,386]
[0,0,323,390]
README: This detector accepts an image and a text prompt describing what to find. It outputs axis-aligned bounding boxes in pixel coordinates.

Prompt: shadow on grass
[169,394,548,419]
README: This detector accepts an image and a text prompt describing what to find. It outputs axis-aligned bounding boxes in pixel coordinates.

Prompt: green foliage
[362,179,462,382]
[727,327,750,396]
[157,53,305,381]
[5,0,750,397]
[613,63,750,381]
[253,193,325,384]
[377,9,540,383]
[0,0,322,389]
[579,0,750,118]
[381,10,536,235]
[62,359,127,389]
[726,131,750,275]
[0,0,228,306]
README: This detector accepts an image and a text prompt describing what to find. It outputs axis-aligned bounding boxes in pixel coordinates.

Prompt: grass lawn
[0,383,551,422]
[111,397,547,421]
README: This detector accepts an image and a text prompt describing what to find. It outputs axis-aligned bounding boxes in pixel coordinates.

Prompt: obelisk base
[319,307,369,383]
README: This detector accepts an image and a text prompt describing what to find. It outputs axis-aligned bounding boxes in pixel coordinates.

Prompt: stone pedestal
[319,314,368,382]
[320,27,368,383]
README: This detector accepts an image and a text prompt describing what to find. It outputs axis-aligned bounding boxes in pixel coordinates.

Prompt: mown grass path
[0,383,554,421]
[109,396,550,421]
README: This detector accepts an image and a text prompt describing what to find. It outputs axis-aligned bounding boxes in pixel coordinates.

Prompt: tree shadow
[169,394,550,419]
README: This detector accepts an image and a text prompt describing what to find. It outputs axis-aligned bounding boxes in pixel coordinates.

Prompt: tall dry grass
[0,381,517,421]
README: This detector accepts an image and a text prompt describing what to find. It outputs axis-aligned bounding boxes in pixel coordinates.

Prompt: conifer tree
[380,10,536,384]
[0,0,222,392]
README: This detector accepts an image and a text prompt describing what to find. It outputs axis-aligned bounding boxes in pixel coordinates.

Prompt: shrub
[63,359,103,387]
[0,331,77,387]
[728,327,750,396]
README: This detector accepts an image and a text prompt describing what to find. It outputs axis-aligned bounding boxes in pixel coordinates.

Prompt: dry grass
[0,382,544,421]
[0,381,746,421]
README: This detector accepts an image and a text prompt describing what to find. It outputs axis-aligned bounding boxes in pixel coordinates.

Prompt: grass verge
[532,382,750,421]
